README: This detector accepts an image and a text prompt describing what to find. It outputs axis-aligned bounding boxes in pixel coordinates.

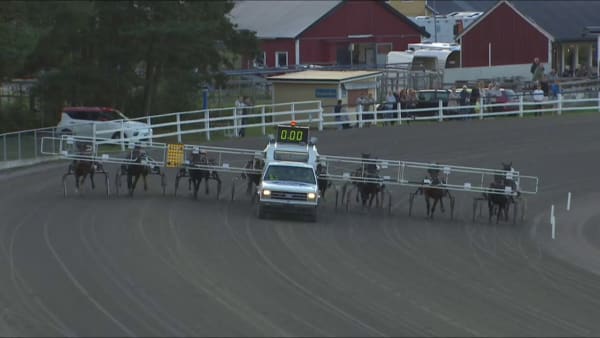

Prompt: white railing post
[557,93,562,115]
[147,115,153,145]
[373,106,378,126]
[92,123,97,147]
[33,130,38,158]
[120,120,125,151]
[479,96,484,120]
[519,95,524,118]
[398,105,402,125]
[358,105,364,128]
[17,132,21,160]
[233,107,239,137]
[261,106,266,135]
[318,101,324,131]
[205,109,211,141]
[176,113,182,143]
[438,99,444,122]
[291,102,296,121]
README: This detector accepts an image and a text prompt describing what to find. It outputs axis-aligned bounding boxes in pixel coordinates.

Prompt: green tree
[21,0,259,123]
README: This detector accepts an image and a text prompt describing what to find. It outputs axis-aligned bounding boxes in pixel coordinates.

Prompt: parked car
[490,88,520,112]
[415,89,451,116]
[56,107,153,140]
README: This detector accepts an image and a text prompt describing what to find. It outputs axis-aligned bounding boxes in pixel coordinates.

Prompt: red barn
[230,0,429,68]
[455,0,600,77]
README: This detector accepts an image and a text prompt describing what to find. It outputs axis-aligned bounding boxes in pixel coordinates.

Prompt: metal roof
[268,70,382,82]
[435,0,600,42]
[229,0,341,39]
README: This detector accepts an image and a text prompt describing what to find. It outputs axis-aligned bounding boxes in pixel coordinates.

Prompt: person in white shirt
[532,84,545,116]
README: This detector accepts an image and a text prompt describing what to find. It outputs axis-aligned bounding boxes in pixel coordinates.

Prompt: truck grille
[270,191,306,201]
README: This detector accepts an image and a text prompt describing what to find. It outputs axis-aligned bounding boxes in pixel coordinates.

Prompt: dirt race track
[1,114,600,337]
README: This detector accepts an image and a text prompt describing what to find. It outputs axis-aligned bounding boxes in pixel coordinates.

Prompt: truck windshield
[264,166,316,184]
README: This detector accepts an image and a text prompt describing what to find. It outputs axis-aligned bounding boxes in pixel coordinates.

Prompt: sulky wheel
[408,192,415,216]
[450,195,456,220]
[115,171,122,196]
[104,173,110,198]
[62,173,70,197]
[161,174,167,196]
[174,174,181,196]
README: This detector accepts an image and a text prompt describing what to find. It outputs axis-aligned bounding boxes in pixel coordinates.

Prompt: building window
[253,52,266,68]
[276,51,288,68]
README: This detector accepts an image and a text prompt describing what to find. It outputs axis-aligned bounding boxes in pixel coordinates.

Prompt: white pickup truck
[256,124,321,222]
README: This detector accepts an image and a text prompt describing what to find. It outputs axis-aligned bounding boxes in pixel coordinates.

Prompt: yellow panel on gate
[167,143,184,168]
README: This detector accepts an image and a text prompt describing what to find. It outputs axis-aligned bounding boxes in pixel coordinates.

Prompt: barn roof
[427,0,496,14]
[229,1,342,39]
[229,0,430,39]
[452,0,600,42]
[268,70,382,82]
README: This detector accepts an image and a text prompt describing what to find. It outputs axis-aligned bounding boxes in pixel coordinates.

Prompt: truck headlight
[307,192,317,200]
[261,189,271,197]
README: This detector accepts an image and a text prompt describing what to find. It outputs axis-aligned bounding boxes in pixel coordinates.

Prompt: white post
[261,106,266,135]
[233,108,238,137]
[557,93,563,115]
[291,102,296,121]
[120,120,125,151]
[551,204,556,240]
[358,105,363,128]
[479,96,484,120]
[146,115,153,145]
[92,123,96,148]
[205,110,211,141]
[567,192,572,211]
[176,113,182,143]
[397,105,402,125]
[488,43,492,67]
[519,95,524,118]
[318,101,323,131]
[438,99,444,121]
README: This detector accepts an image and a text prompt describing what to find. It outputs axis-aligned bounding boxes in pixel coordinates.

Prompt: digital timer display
[276,125,309,144]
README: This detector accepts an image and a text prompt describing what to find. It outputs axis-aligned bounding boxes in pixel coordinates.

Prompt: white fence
[2,92,600,165]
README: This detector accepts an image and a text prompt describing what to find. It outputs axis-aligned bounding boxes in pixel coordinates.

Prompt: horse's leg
[205,175,209,195]
[90,170,95,190]
[488,199,493,223]
[425,195,431,217]
[74,173,80,193]
[431,198,438,219]
[130,173,139,196]
[143,172,148,191]
[193,178,200,199]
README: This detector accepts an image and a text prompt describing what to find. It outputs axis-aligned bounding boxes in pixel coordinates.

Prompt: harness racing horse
[351,153,384,209]
[68,142,98,193]
[415,167,453,219]
[316,162,331,200]
[187,150,222,199]
[123,146,150,197]
[484,174,511,224]
[241,157,265,195]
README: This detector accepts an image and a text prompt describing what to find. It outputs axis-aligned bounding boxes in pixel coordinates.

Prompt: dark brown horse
[187,150,222,199]
[123,146,149,197]
[241,157,265,195]
[351,153,384,209]
[484,174,510,224]
[69,142,97,193]
[415,167,452,219]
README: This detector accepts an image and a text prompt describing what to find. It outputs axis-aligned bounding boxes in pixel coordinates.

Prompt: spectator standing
[355,94,364,127]
[533,63,545,83]
[448,87,460,115]
[532,84,545,116]
[334,99,343,129]
[363,93,375,126]
[530,57,540,76]
[459,85,469,114]
[235,96,245,137]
